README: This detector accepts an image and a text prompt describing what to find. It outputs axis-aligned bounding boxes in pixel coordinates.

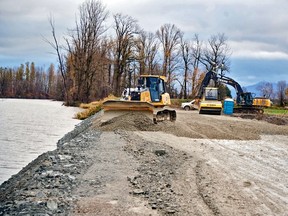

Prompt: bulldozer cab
[138,76,165,103]
[146,77,160,102]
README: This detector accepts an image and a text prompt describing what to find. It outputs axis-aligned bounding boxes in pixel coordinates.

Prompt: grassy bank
[75,95,117,120]
[264,107,288,115]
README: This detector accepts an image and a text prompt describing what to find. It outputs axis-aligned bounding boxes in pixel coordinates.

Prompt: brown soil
[71,109,288,215]
[236,113,288,125]
[95,110,288,140]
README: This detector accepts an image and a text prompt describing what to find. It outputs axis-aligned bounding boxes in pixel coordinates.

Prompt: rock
[58,154,72,161]
[166,208,176,214]
[132,189,144,195]
[151,204,157,209]
[36,191,46,198]
[46,200,58,211]
[154,149,167,156]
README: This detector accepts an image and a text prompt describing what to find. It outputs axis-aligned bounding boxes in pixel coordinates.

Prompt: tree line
[256,81,288,106]
[1,0,287,106]
[47,0,232,104]
[0,63,63,100]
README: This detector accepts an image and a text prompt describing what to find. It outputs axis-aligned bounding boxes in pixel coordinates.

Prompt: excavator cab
[240,92,254,106]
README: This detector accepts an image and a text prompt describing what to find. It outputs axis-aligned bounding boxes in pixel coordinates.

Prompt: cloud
[230,41,288,60]
[0,0,84,66]
[0,0,287,85]
[230,58,288,86]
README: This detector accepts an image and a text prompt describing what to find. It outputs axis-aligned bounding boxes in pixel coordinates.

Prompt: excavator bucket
[102,100,176,124]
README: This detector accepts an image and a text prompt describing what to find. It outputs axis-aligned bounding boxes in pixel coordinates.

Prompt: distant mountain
[228,81,277,98]
[244,82,277,97]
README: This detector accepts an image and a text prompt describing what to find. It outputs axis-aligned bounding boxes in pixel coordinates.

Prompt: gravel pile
[235,113,288,125]
[99,112,156,131]
[0,114,100,215]
[117,130,189,215]
[97,112,194,138]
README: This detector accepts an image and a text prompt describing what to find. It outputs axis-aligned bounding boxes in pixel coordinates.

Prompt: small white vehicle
[121,88,139,100]
[181,100,196,111]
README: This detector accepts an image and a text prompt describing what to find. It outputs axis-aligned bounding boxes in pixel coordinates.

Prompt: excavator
[216,74,272,113]
[197,66,270,114]
[102,75,176,123]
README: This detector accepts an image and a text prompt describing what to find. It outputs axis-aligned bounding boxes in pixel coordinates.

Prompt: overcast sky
[0,0,287,86]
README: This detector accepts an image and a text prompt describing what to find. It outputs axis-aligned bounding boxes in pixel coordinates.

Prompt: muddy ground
[1,109,287,215]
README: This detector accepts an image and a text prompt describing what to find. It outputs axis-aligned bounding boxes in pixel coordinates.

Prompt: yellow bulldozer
[102,75,176,123]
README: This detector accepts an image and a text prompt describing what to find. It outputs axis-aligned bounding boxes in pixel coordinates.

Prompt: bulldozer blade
[102,100,155,123]
[102,100,177,124]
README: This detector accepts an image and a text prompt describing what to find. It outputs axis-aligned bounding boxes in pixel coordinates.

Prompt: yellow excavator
[102,75,176,123]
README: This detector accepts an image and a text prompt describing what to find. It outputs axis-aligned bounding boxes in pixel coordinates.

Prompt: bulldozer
[102,75,176,124]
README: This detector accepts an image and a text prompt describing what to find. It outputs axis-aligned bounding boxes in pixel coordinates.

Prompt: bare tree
[277,80,287,106]
[201,33,231,77]
[156,23,181,91]
[256,82,273,98]
[179,33,192,99]
[46,16,68,102]
[134,31,159,75]
[112,13,139,96]
[145,32,159,74]
[178,34,203,98]
[67,0,108,102]
[191,34,203,98]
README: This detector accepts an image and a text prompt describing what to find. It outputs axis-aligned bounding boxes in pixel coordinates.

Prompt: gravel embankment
[0,113,100,215]
[1,110,287,215]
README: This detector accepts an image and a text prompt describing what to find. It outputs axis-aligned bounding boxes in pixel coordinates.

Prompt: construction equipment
[253,97,272,108]
[195,69,223,115]
[195,63,272,114]
[199,87,222,115]
[102,75,176,123]
[216,74,270,113]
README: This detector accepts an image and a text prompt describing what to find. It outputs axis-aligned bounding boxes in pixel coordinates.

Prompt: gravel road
[1,109,287,215]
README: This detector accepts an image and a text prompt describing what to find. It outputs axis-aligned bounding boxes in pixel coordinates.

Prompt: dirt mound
[93,110,288,140]
[98,112,157,131]
[96,112,184,135]
[237,114,288,125]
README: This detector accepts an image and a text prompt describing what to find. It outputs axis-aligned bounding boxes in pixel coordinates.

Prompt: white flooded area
[0,99,82,184]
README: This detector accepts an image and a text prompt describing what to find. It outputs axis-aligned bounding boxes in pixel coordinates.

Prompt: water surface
[0,99,82,184]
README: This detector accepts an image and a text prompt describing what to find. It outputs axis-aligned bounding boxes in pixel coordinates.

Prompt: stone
[46,200,58,211]
[132,189,144,195]
[154,149,166,156]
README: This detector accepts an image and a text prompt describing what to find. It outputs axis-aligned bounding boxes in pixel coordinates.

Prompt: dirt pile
[99,112,156,131]
[95,110,288,140]
[236,114,288,125]
[96,112,201,140]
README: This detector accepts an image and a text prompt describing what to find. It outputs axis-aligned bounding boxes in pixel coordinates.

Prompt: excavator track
[233,107,264,114]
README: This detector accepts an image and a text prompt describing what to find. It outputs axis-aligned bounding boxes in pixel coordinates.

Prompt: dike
[0,111,102,215]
